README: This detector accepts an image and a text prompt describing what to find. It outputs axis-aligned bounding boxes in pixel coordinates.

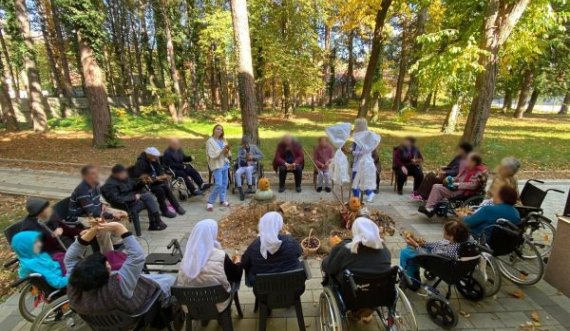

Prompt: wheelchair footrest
[145,253,182,266]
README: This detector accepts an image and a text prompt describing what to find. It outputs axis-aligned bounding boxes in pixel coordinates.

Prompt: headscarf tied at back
[326,123,351,184]
[347,217,384,254]
[258,212,284,259]
[180,219,221,279]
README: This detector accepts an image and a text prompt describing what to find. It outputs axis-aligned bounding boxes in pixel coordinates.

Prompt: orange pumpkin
[348,197,361,212]
[328,235,342,247]
[258,177,270,191]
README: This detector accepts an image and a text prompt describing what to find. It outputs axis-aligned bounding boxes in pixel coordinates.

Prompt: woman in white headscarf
[322,217,391,283]
[176,219,242,312]
[241,212,303,286]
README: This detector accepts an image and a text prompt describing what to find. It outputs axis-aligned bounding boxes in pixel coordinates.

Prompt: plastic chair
[78,288,164,331]
[253,267,308,331]
[171,283,243,331]
[144,239,183,273]
[52,197,71,222]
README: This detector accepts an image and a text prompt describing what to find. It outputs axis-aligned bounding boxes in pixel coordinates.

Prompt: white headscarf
[347,217,384,254]
[352,130,381,191]
[326,123,352,184]
[258,212,284,259]
[180,219,222,279]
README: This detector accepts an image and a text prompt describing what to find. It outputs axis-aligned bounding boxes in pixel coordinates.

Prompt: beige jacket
[487,175,518,198]
[175,248,231,312]
[206,137,231,171]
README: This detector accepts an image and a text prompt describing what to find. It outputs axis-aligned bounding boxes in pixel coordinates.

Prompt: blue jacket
[464,203,521,237]
[11,231,68,289]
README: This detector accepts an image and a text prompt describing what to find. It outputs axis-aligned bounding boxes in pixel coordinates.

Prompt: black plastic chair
[171,283,243,331]
[144,239,183,273]
[78,287,164,331]
[52,197,71,221]
[253,267,308,331]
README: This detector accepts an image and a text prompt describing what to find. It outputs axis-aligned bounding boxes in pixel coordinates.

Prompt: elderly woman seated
[272,135,305,193]
[176,219,242,312]
[241,212,303,286]
[321,217,391,322]
[419,152,487,218]
[478,157,521,208]
[459,185,521,238]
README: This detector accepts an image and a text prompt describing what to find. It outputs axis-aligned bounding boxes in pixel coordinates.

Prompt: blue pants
[351,171,372,197]
[399,246,420,278]
[208,167,228,204]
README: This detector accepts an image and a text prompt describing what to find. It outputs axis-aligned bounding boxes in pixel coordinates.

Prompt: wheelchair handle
[547,188,565,194]
[166,239,179,250]
[3,257,18,269]
[527,179,545,184]
[343,271,358,298]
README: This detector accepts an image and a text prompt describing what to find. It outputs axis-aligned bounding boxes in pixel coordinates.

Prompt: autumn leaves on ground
[0,107,569,176]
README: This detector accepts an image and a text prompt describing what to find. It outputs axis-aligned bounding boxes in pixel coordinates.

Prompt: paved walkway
[0,167,569,331]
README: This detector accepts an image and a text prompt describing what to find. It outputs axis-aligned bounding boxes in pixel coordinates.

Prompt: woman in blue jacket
[11,231,68,289]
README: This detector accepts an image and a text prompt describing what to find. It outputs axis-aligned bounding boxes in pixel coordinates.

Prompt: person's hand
[437,170,445,179]
[157,174,169,181]
[79,229,89,236]
[98,222,129,236]
[113,210,128,219]
[401,166,408,176]
[135,193,141,200]
[326,160,332,166]
[232,255,241,264]
[53,227,64,237]
[341,146,349,153]
[405,237,419,248]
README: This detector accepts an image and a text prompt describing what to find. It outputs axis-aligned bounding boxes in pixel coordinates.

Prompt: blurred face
[33,238,43,254]
[84,168,100,186]
[114,170,128,180]
[282,135,293,146]
[458,148,468,158]
[169,138,181,150]
[214,126,223,138]
[497,163,512,177]
[146,154,158,162]
[37,205,53,221]
[492,192,502,204]
[466,155,477,169]
[318,138,327,146]
[403,139,413,148]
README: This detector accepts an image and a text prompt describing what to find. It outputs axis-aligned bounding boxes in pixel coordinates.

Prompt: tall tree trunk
[346,29,355,99]
[404,6,428,108]
[501,88,513,112]
[514,69,533,118]
[357,0,393,118]
[0,28,19,105]
[283,80,292,119]
[50,1,73,100]
[441,95,462,134]
[462,0,530,146]
[78,33,112,147]
[559,91,570,115]
[0,51,18,130]
[392,21,408,112]
[320,24,331,106]
[160,0,182,121]
[217,56,229,112]
[525,89,538,114]
[230,0,259,144]
[419,91,432,112]
[327,47,336,107]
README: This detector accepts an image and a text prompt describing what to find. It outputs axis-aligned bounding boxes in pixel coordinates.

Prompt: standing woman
[206,124,231,211]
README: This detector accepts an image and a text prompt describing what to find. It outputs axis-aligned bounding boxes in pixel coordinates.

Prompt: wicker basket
[301,229,321,256]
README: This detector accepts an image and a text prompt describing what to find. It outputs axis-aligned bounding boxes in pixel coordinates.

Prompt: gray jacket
[237,144,263,167]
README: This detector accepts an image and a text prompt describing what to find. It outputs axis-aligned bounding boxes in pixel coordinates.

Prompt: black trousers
[150,182,180,212]
[278,165,303,188]
[395,165,424,192]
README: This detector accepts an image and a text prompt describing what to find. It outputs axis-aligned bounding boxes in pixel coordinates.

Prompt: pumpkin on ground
[254,178,274,200]
[258,177,270,191]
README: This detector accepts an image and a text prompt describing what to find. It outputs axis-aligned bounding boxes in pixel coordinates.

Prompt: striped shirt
[69,180,105,220]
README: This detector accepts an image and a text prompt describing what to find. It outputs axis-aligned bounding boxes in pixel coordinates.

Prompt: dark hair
[69,253,110,292]
[444,220,469,243]
[111,164,126,174]
[404,136,416,144]
[81,164,97,176]
[458,142,473,154]
[468,152,483,166]
[498,185,518,205]
[212,124,224,139]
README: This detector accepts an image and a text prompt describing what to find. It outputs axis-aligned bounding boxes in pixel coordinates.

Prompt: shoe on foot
[192,189,204,196]
[365,192,376,202]
[397,189,403,195]
[175,206,186,215]
[201,183,212,190]
[162,210,177,218]
[278,186,286,193]
[238,187,245,201]
[206,203,214,211]
[325,187,331,193]
[246,185,255,194]
[316,187,322,193]
[222,201,230,207]
[148,223,165,231]
[418,206,434,218]
[295,187,302,193]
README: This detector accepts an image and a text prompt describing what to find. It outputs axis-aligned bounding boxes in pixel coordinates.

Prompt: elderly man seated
[272,134,304,193]
[133,147,185,218]
[162,138,210,196]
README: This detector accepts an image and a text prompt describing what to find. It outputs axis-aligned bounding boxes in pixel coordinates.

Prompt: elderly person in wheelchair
[235,136,263,200]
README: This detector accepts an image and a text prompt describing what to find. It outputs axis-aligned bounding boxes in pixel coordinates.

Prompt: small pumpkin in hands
[258,177,270,191]
[348,197,361,212]
[328,235,343,247]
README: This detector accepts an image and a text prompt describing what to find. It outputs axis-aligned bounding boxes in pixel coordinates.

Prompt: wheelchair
[477,220,544,297]
[158,157,192,202]
[231,160,264,195]
[411,242,486,329]
[515,179,563,257]
[433,192,486,218]
[319,266,418,331]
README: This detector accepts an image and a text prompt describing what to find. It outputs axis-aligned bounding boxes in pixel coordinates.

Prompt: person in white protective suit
[350,118,381,202]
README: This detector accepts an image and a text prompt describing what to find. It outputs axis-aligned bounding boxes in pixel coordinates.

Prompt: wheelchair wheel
[426,297,457,329]
[456,277,485,301]
[521,214,555,258]
[379,287,417,331]
[460,195,484,209]
[18,283,51,322]
[31,296,85,331]
[319,287,347,331]
[496,238,544,286]
[477,253,501,297]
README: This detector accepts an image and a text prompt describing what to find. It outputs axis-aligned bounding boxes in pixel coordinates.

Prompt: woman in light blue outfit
[206,124,231,211]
